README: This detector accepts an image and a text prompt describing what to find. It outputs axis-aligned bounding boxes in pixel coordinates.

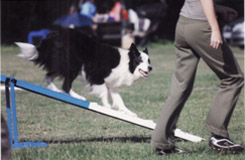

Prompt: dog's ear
[129,43,140,57]
[143,47,148,54]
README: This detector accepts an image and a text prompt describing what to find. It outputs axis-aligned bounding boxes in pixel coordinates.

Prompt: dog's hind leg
[109,88,137,117]
[62,73,86,100]
[45,74,62,92]
[90,84,111,109]
[62,72,78,93]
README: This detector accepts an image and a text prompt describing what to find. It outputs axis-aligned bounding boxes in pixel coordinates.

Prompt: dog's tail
[15,42,39,61]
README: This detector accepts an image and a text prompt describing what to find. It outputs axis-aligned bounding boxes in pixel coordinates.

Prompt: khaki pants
[151,16,244,150]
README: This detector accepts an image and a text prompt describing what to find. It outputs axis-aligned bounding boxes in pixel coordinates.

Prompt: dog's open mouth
[139,69,149,77]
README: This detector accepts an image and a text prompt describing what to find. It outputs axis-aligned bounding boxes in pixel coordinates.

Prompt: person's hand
[210,28,223,49]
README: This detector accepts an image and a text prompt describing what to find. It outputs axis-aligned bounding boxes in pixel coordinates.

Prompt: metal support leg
[5,77,48,148]
[5,79,13,147]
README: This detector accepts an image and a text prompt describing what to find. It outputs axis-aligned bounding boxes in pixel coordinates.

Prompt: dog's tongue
[139,69,148,77]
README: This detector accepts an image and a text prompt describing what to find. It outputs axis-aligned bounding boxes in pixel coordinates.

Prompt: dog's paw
[75,95,87,101]
[78,96,87,101]
[103,104,112,109]
[47,84,63,93]
[111,105,119,110]
[48,86,63,93]
[119,110,138,117]
[70,94,86,101]
[69,90,86,101]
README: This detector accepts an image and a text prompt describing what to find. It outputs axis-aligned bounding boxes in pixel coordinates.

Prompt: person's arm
[200,0,222,49]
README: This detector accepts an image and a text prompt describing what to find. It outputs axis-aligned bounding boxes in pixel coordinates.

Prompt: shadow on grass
[44,136,152,144]
[28,136,187,145]
[21,136,187,145]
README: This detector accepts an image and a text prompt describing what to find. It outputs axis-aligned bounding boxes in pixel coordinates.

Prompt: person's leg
[185,18,244,153]
[204,43,243,138]
[185,20,244,138]
[151,17,200,151]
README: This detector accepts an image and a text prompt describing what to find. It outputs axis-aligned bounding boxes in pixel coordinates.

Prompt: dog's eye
[148,59,151,64]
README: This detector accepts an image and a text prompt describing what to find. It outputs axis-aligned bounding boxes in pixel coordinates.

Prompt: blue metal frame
[15,79,90,108]
[1,75,48,148]
[1,75,91,148]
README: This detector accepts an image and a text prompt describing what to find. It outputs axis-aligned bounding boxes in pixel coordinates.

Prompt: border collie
[16,29,152,117]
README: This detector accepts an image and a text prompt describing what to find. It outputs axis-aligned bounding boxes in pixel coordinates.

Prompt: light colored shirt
[180,0,207,20]
[80,1,96,18]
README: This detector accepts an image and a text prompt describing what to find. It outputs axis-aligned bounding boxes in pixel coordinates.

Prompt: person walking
[151,0,244,155]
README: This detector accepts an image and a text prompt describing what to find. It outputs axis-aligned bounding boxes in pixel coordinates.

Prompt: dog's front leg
[109,88,137,117]
[91,84,111,109]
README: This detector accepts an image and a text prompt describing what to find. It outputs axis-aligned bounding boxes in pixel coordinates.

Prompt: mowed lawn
[1,44,244,160]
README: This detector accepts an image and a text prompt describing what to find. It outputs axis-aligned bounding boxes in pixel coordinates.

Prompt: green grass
[1,44,244,160]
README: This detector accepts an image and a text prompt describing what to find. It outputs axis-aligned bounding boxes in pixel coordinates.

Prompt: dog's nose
[148,66,152,72]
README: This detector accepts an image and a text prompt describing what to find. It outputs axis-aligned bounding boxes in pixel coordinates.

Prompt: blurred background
[1,0,244,48]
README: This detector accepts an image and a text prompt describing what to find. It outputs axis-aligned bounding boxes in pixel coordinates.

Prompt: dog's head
[128,43,152,80]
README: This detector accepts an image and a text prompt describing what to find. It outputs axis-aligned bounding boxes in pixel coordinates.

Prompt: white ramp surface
[89,103,204,142]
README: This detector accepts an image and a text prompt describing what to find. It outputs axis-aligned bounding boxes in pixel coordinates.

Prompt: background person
[151,0,244,155]
[80,0,97,22]
[80,0,97,30]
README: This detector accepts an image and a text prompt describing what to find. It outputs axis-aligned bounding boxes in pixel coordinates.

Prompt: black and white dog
[16,29,152,117]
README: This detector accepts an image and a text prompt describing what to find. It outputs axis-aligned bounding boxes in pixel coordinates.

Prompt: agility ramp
[1,75,204,148]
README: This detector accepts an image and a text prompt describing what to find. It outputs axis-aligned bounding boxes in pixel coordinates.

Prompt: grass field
[1,44,244,160]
